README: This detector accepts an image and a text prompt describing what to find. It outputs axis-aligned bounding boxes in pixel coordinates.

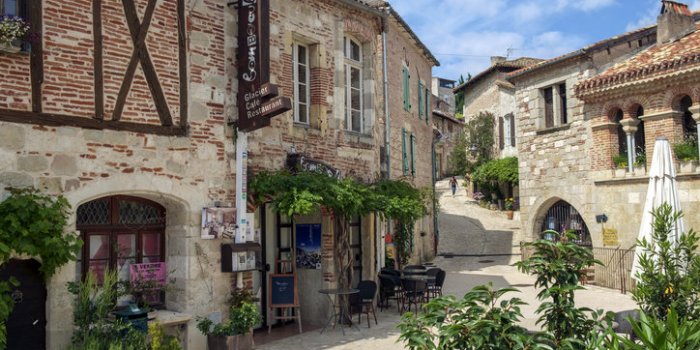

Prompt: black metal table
[318,288,360,335]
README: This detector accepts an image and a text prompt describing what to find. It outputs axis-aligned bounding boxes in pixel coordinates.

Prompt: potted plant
[504,198,514,220]
[196,295,261,350]
[0,16,30,53]
[673,137,698,173]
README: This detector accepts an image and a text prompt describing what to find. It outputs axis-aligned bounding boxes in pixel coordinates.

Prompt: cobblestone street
[257,178,637,349]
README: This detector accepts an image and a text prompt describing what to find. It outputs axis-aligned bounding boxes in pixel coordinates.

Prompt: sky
[392,0,700,82]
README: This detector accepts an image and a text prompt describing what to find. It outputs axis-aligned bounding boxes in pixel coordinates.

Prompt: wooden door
[0,259,46,350]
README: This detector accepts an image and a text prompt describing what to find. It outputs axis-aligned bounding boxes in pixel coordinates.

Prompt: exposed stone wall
[515,31,700,253]
[0,1,234,349]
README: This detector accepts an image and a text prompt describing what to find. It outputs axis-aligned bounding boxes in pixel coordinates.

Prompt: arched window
[540,200,591,247]
[613,109,626,156]
[680,96,696,140]
[76,196,166,288]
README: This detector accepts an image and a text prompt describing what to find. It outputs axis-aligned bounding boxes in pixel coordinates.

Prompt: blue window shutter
[402,129,409,175]
[411,134,416,176]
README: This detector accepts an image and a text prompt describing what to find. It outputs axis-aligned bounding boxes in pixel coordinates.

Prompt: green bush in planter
[196,301,262,337]
[673,137,699,162]
[612,153,628,169]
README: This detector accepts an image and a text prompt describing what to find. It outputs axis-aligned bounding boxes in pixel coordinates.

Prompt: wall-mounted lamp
[595,214,608,223]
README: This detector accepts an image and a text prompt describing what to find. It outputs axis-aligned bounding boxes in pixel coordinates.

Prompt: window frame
[293,42,311,125]
[344,36,363,133]
[76,196,166,304]
[1,0,26,18]
[402,65,410,112]
[540,82,568,129]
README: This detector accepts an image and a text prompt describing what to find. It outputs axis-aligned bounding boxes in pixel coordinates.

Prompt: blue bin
[113,304,148,333]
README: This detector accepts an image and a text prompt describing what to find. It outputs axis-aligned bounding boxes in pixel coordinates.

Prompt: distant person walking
[449,176,457,196]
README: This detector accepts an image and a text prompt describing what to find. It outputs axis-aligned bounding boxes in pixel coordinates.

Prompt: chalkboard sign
[269,274,298,307]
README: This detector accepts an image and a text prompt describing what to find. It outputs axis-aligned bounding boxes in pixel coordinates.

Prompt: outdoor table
[318,288,360,335]
[400,268,427,275]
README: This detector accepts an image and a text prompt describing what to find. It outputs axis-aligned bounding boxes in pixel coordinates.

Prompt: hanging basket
[0,42,20,54]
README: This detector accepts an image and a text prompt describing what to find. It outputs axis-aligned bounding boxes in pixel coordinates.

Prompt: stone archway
[536,199,591,247]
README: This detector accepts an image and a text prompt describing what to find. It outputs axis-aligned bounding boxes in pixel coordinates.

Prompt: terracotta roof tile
[577,24,700,94]
[453,57,543,91]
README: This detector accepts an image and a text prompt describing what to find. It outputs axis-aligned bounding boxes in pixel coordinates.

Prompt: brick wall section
[0,53,31,110]
[0,1,235,348]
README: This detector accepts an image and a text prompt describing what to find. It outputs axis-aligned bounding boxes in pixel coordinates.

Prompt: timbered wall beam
[29,0,43,113]
[93,0,104,119]
[178,0,187,129]
[0,110,187,136]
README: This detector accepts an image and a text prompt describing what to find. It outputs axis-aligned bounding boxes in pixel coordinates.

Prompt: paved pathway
[257,178,638,349]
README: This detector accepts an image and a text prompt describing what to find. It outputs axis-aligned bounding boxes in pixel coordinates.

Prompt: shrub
[673,137,699,162]
[632,203,700,321]
[612,153,628,169]
[471,157,518,186]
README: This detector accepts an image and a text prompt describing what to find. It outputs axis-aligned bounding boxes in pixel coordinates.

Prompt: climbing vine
[0,187,83,348]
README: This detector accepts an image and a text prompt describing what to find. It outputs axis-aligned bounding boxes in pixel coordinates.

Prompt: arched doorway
[0,259,46,350]
[76,196,166,304]
[539,200,591,247]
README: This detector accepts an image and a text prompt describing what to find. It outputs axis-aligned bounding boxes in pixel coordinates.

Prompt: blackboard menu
[269,274,297,307]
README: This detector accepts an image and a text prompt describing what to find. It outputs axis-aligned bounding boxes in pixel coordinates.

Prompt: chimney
[657,0,695,44]
[490,56,506,65]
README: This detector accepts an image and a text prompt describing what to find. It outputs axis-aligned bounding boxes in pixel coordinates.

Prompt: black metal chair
[400,278,426,314]
[433,270,446,297]
[426,268,441,298]
[350,280,378,327]
[378,274,401,313]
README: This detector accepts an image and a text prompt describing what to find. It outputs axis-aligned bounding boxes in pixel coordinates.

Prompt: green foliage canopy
[471,156,519,186]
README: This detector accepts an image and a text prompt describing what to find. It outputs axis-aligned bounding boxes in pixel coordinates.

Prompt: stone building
[381,5,440,262]
[574,0,700,248]
[455,56,542,160]
[432,95,464,179]
[432,77,456,114]
[0,0,439,348]
[0,0,236,348]
[511,0,700,287]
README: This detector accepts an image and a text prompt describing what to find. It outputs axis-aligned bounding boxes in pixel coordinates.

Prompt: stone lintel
[591,121,617,131]
[639,110,683,122]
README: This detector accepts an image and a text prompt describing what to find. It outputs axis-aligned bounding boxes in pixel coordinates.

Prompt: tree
[447,129,469,176]
[464,111,495,174]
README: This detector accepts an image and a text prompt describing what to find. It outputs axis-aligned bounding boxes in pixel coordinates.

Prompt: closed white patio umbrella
[630,137,685,281]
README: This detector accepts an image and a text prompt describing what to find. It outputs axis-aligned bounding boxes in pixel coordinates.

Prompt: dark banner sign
[236,0,290,132]
[287,154,341,178]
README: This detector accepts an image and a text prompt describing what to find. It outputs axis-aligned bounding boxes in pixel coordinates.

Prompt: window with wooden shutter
[410,133,416,176]
[543,87,554,128]
[418,80,424,119]
[402,128,409,175]
[402,67,410,111]
[499,116,505,150]
[425,90,430,125]
[509,114,516,147]
[558,83,567,124]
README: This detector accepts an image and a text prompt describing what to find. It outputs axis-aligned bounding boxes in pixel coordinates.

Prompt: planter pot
[633,166,646,177]
[0,43,20,54]
[679,160,698,174]
[505,210,514,220]
[613,168,627,178]
[207,333,254,350]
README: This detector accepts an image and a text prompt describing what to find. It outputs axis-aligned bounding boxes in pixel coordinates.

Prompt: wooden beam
[178,0,187,129]
[113,0,159,122]
[93,0,104,119]
[29,0,43,113]
[0,109,187,136]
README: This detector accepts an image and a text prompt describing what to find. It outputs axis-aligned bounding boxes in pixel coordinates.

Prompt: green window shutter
[410,134,417,176]
[425,90,430,125]
[402,128,409,175]
[402,67,409,111]
[418,81,424,119]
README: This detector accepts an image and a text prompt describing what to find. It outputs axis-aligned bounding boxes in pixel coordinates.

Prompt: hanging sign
[236,0,290,132]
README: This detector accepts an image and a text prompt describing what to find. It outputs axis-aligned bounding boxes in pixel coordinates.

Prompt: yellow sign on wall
[603,228,619,247]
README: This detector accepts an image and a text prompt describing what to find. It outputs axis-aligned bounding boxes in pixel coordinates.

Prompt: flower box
[0,42,20,53]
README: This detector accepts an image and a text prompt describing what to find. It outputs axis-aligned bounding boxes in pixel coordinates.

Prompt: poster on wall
[295,224,322,269]
[201,207,236,239]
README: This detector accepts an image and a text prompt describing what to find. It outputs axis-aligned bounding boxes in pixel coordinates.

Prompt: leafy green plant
[612,153,628,169]
[66,270,149,350]
[516,231,612,349]
[463,111,496,174]
[634,146,646,167]
[196,301,261,337]
[0,187,82,347]
[148,323,182,350]
[397,283,539,350]
[673,137,698,162]
[604,307,700,349]
[471,156,519,186]
[505,198,514,210]
[632,203,700,321]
